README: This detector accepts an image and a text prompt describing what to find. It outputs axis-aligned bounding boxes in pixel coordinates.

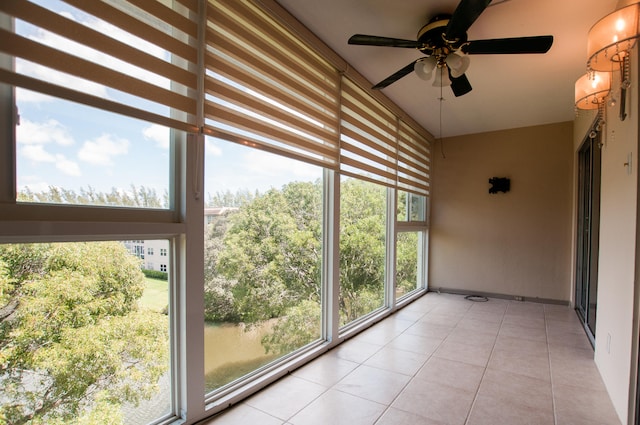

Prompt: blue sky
[15,0,320,204]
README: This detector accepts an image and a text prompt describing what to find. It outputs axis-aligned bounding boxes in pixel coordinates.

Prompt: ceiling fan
[348,0,553,97]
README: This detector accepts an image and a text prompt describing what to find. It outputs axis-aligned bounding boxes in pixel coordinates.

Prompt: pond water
[204,320,278,391]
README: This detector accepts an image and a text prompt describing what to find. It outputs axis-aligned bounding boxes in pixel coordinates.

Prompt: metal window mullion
[0,12,15,204]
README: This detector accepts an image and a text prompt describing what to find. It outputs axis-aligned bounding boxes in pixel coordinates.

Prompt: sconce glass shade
[414,56,437,80]
[587,2,640,71]
[575,72,611,109]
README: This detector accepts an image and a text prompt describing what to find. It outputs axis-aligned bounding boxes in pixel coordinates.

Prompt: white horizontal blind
[0,0,199,132]
[397,120,431,196]
[204,0,340,169]
[340,77,398,188]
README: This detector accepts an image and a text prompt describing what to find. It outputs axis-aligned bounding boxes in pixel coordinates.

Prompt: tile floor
[204,293,622,425]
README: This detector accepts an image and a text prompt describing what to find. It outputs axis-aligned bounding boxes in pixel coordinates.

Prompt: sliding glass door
[575,129,601,343]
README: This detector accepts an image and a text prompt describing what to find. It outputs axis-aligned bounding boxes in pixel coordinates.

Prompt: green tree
[17,186,167,209]
[339,179,386,324]
[0,242,168,425]
[261,300,321,355]
[216,182,322,324]
[202,179,396,352]
[396,232,419,297]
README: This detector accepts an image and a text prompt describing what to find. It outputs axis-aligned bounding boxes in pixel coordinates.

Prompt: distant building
[123,207,238,272]
[204,207,238,225]
[122,239,169,273]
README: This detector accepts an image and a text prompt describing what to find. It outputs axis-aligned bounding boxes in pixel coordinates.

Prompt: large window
[396,191,429,301]
[203,140,324,395]
[0,241,172,424]
[339,177,387,327]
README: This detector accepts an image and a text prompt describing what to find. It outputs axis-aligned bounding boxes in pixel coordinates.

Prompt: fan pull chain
[438,67,446,159]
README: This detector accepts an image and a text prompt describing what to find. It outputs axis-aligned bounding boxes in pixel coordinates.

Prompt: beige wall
[429,122,574,301]
[584,53,638,422]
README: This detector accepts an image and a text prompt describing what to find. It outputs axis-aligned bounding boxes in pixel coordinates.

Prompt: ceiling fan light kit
[347,0,554,97]
[575,0,640,122]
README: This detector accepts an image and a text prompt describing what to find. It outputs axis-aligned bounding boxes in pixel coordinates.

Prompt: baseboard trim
[429,286,569,306]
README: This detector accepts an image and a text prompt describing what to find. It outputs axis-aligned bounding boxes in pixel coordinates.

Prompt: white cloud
[78,134,129,166]
[16,58,109,101]
[17,176,51,194]
[143,124,170,150]
[55,155,82,176]
[205,138,223,156]
[15,87,57,104]
[21,144,56,163]
[243,150,319,179]
[20,145,81,176]
[17,118,74,146]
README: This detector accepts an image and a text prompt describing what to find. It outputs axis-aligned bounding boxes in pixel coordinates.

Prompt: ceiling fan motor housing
[417,14,468,56]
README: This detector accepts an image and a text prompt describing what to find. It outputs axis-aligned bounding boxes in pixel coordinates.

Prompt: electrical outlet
[514,296,523,301]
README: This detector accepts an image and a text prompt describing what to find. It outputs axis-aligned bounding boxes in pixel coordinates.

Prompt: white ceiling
[276,0,618,137]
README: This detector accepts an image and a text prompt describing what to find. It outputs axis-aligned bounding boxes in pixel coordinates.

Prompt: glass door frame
[575,125,602,346]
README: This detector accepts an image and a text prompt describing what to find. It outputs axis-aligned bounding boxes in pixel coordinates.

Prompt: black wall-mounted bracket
[489,177,510,194]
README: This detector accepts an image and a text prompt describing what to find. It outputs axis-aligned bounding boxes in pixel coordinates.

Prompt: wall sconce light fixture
[587,1,640,120]
[574,71,611,110]
[575,71,610,133]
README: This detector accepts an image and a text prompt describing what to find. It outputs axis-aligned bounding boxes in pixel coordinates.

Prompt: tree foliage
[18,185,167,209]
[203,178,398,353]
[338,179,386,324]
[0,243,168,425]
[216,181,322,324]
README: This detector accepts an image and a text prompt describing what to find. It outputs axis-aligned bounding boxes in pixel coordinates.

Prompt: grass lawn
[139,277,168,312]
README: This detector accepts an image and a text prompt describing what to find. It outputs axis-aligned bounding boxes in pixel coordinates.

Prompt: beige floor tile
[507,301,545,314]
[364,346,430,376]
[550,353,607,391]
[499,322,547,342]
[493,335,549,355]
[330,339,383,364]
[548,342,595,362]
[354,325,404,345]
[244,375,326,421]
[404,321,453,340]
[433,339,493,367]
[420,312,464,327]
[463,309,505,324]
[455,317,502,335]
[546,318,585,334]
[487,348,551,382]
[393,308,427,322]
[502,313,547,329]
[206,404,284,425]
[288,389,386,425]
[445,327,498,349]
[546,329,593,351]
[292,355,359,387]
[544,305,580,322]
[477,368,553,410]
[377,316,416,333]
[414,356,485,392]
[387,333,443,355]
[430,303,471,317]
[375,407,448,425]
[392,380,475,425]
[334,365,411,404]
[554,383,621,425]
[466,393,554,425]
